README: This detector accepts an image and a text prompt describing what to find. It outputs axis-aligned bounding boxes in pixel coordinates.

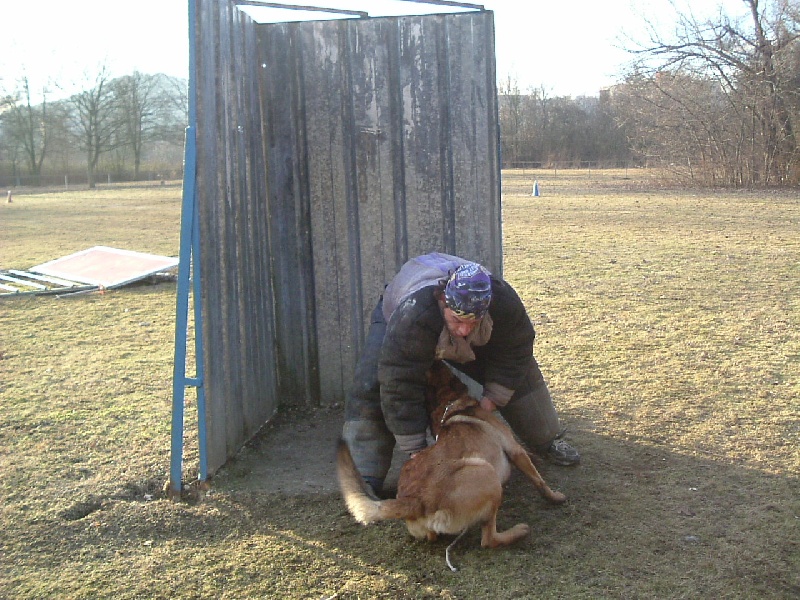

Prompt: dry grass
[0,172,798,599]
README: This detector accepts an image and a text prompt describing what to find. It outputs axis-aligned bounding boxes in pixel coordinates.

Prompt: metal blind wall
[194,0,501,474]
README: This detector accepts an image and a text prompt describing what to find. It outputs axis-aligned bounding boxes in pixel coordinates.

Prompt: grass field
[1,172,798,598]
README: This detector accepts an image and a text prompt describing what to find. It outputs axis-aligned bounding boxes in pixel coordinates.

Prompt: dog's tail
[336,438,422,524]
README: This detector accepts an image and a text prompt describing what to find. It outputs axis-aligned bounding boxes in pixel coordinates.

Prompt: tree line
[498,83,632,169]
[1,68,187,188]
[3,1,797,190]
[501,0,800,187]
[615,0,799,186]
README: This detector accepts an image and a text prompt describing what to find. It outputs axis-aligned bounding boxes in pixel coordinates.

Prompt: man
[343,252,580,494]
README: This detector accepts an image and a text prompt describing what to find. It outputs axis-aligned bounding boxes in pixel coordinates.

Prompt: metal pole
[169,0,200,499]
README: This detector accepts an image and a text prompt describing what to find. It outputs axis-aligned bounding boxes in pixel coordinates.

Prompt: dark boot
[342,299,395,490]
[341,419,394,492]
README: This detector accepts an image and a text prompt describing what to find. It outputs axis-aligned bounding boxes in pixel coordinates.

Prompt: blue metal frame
[170,0,207,497]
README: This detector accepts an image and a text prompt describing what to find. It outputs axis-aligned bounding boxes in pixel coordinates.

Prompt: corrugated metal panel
[194,0,501,474]
[195,0,280,473]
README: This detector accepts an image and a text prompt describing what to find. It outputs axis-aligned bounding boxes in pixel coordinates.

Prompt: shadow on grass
[204,414,800,598]
[6,412,798,599]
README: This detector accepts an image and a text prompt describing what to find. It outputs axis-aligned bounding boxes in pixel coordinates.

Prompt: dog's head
[425,361,477,436]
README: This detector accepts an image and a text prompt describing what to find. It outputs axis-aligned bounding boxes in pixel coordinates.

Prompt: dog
[336,361,566,567]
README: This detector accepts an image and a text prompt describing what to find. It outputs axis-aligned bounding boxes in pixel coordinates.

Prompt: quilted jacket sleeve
[378,288,443,440]
[478,278,536,394]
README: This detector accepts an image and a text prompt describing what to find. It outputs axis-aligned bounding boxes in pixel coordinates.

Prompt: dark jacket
[377,276,535,437]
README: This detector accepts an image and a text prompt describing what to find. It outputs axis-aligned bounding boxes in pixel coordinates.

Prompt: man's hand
[479,396,497,412]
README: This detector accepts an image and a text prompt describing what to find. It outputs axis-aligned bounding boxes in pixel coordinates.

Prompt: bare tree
[621,0,800,185]
[114,71,181,180]
[114,71,155,181]
[66,65,123,188]
[151,75,190,153]
[498,76,525,165]
[162,75,189,128]
[0,77,50,185]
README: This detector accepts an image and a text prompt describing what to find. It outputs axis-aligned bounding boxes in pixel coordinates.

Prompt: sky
[0,0,752,100]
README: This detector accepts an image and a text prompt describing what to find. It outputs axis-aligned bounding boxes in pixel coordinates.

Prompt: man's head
[443,262,492,322]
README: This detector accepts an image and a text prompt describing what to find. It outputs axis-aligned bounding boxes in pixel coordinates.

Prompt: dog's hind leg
[480,508,530,548]
[481,413,566,504]
[505,444,566,504]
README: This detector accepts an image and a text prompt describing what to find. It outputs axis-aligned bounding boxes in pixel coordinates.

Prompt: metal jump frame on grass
[169,0,489,497]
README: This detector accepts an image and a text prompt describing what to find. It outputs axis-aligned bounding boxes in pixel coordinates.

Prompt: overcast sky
[0,0,751,99]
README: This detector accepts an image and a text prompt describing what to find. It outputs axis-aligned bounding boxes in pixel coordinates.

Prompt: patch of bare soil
[213,406,346,495]
[212,405,410,496]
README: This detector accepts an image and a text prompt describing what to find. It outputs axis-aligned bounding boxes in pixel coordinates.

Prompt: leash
[445,527,470,572]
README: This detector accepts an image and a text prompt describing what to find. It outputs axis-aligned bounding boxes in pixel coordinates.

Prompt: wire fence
[503,160,643,174]
[0,169,184,190]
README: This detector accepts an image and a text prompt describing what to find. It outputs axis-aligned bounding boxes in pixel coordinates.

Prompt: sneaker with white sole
[543,438,581,466]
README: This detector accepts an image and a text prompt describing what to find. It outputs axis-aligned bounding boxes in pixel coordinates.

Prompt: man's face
[443,307,481,338]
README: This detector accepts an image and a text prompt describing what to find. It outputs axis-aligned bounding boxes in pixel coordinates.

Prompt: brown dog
[337,361,566,565]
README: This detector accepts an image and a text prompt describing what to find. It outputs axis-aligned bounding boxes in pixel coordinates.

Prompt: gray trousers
[342,299,562,483]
